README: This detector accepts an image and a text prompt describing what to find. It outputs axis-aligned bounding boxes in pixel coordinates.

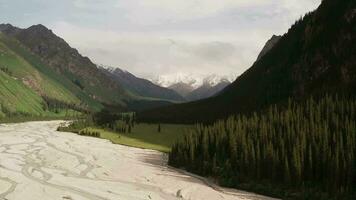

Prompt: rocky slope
[0,24,132,110]
[0,30,85,116]
[256,35,282,61]
[168,82,195,97]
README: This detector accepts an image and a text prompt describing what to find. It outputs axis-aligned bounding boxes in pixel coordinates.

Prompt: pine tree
[168,95,356,199]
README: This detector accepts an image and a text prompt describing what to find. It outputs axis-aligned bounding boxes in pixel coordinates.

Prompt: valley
[0,121,276,200]
[0,0,354,199]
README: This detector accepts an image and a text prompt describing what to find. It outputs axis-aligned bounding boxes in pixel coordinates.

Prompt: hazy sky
[0,0,321,79]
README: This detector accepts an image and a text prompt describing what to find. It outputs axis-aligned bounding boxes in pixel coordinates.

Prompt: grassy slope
[0,110,81,123]
[0,70,44,116]
[0,34,79,104]
[83,123,191,153]
[0,32,103,118]
[0,33,103,111]
[0,69,83,119]
[12,25,132,108]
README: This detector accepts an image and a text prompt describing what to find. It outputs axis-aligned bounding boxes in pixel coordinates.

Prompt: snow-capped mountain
[151,73,236,100]
[151,73,236,90]
[97,65,235,102]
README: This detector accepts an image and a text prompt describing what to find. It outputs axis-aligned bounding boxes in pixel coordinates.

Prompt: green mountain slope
[0,32,104,111]
[0,33,80,104]
[0,23,174,117]
[3,24,133,105]
[138,0,356,123]
[0,30,106,117]
[0,70,44,117]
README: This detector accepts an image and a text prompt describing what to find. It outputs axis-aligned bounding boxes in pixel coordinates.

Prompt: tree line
[169,95,356,199]
[0,66,13,76]
[42,96,89,114]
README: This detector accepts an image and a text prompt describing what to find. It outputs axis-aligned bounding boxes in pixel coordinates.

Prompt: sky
[0,0,321,80]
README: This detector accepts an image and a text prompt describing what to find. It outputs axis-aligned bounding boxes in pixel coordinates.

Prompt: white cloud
[2,0,321,80]
[115,0,270,24]
[52,21,264,79]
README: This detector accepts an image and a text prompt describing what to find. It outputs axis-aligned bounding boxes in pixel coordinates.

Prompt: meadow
[59,122,192,153]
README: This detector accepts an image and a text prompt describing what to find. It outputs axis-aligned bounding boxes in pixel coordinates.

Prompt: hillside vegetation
[0,24,138,117]
[165,0,356,199]
[0,33,86,118]
[9,24,133,106]
[170,95,356,199]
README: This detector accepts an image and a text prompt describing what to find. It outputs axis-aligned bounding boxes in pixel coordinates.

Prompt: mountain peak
[98,65,185,102]
[0,23,22,35]
[152,73,235,89]
[0,23,16,30]
[257,35,282,61]
[202,74,232,87]
[26,24,53,34]
[97,65,129,75]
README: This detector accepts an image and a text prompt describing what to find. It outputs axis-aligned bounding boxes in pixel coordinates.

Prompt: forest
[169,95,356,199]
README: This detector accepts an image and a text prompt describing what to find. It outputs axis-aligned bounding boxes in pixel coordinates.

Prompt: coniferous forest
[169,95,356,199]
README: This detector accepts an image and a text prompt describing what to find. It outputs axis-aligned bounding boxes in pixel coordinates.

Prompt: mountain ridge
[98,65,185,102]
[153,74,233,100]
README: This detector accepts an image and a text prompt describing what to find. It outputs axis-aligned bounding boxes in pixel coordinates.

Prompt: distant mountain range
[152,74,234,101]
[185,79,230,101]
[138,0,356,123]
[98,65,185,102]
[0,23,233,117]
[99,64,234,102]
[0,24,180,116]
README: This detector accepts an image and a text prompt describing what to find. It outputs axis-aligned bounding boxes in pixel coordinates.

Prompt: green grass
[0,34,80,104]
[0,70,45,115]
[0,114,78,124]
[0,33,103,111]
[75,124,192,153]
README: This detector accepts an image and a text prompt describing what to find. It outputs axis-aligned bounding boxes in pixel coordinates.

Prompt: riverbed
[0,121,277,200]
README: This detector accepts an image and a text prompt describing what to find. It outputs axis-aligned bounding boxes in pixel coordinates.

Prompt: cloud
[115,0,270,24]
[52,22,257,78]
[1,0,322,80]
[194,42,236,62]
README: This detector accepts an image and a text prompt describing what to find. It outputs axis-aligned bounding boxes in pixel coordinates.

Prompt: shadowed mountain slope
[99,66,185,102]
[138,0,356,123]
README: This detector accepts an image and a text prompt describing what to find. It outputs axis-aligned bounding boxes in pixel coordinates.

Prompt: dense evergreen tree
[42,96,89,114]
[169,95,356,199]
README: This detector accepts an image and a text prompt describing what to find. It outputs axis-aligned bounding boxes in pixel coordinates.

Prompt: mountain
[152,73,203,89]
[0,29,86,117]
[98,65,185,102]
[168,82,195,97]
[153,74,233,100]
[256,35,282,61]
[185,79,231,101]
[138,0,356,123]
[0,24,133,113]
